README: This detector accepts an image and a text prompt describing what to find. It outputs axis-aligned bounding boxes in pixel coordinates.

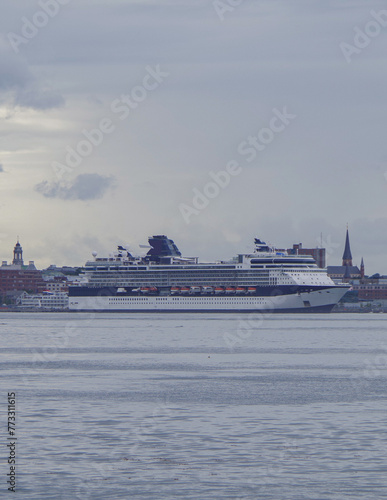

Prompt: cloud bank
[0,36,64,110]
[35,174,115,200]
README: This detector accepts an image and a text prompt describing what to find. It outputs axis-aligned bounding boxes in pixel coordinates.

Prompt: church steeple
[12,239,24,266]
[360,257,365,279]
[343,262,351,282]
[342,227,353,267]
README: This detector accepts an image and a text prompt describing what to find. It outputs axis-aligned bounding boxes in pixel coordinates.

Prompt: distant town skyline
[0,227,381,277]
[1,1,387,274]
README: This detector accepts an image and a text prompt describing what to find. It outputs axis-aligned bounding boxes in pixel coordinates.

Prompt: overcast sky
[1,0,387,273]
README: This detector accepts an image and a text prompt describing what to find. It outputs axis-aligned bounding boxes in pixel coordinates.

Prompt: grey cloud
[14,85,64,110]
[0,164,3,172]
[0,57,31,91]
[35,174,115,201]
[0,36,64,110]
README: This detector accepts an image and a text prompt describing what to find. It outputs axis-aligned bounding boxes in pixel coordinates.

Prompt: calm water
[0,312,387,499]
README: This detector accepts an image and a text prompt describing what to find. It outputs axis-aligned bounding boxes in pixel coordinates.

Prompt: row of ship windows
[88,275,277,279]
[356,286,387,289]
[97,279,221,283]
[92,280,276,288]
[95,283,277,288]
[89,271,271,276]
[101,283,276,288]
[88,265,317,271]
[286,270,324,273]
[108,297,266,302]
[90,276,272,282]
[110,297,149,301]
[22,301,68,305]
[91,277,276,283]
[89,277,277,286]
[290,272,325,275]
[88,273,323,281]
[91,265,240,270]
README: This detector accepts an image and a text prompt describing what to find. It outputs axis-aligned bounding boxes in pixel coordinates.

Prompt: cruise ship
[68,235,349,312]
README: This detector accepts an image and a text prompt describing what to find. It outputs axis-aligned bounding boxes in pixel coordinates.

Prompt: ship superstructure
[68,235,349,312]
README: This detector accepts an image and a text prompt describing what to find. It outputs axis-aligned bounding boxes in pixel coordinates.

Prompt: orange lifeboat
[214,287,224,295]
[236,287,246,294]
[180,286,190,294]
[225,287,236,294]
[247,286,256,294]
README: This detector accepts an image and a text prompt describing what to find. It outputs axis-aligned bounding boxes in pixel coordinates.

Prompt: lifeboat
[225,287,236,294]
[202,286,213,294]
[180,286,190,294]
[140,287,150,294]
[190,286,201,294]
[149,287,158,294]
[214,287,224,295]
[236,287,246,294]
[247,286,256,294]
[170,286,180,295]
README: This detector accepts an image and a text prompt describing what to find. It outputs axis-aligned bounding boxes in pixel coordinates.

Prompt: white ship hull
[69,286,348,313]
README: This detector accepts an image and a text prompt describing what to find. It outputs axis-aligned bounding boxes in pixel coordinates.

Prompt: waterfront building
[42,276,69,293]
[352,276,387,301]
[287,243,326,269]
[18,291,69,310]
[0,240,45,301]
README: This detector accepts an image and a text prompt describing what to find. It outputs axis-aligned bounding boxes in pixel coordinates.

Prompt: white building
[42,279,69,293]
[18,291,69,310]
